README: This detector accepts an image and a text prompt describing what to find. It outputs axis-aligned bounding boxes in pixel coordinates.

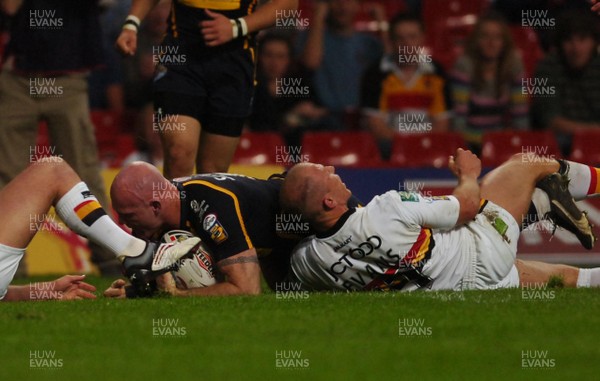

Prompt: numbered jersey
[290,191,470,292]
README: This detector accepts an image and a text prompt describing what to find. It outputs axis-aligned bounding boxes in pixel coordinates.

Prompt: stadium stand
[233,132,286,166]
[390,132,466,168]
[569,130,600,166]
[481,130,561,167]
[301,131,383,167]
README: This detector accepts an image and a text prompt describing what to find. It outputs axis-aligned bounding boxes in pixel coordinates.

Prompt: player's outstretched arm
[115,0,160,56]
[2,275,96,301]
[157,249,262,296]
[448,149,481,225]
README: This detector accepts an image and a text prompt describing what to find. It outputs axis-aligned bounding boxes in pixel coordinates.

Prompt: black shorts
[153,48,256,137]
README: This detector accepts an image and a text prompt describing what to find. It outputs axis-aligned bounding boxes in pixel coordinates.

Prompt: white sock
[576,268,600,288]
[561,160,599,200]
[531,188,551,220]
[0,243,25,300]
[55,182,146,258]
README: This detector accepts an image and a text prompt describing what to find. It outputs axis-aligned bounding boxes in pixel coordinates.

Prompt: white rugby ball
[161,230,217,289]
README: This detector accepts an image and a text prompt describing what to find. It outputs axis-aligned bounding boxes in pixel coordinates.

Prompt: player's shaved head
[111,161,168,207]
[280,163,327,222]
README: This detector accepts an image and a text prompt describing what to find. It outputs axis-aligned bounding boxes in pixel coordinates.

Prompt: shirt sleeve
[185,183,253,262]
[389,192,460,230]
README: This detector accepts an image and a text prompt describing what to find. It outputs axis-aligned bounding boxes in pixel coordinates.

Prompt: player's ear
[323,194,337,210]
[150,200,161,214]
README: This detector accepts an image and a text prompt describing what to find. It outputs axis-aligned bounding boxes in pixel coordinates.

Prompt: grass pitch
[1,276,599,381]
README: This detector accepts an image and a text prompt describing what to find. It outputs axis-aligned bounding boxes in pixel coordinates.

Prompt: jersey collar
[316,208,356,239]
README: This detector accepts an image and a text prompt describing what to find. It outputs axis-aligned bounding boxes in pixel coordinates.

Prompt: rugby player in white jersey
[280,150,600,291]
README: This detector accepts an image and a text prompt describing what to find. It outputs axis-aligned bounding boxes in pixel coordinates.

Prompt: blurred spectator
[123,103,164,167]
[361,13,449,160]
[296,0,384,130]
[492,0,594,52]
[0,0,120,275]
[88,0,129,111]
[531,9,600,155]
[249,32,327,147]
[450,12,528,153]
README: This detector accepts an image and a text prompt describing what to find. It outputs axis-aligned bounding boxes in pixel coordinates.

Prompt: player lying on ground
[0,158,201,301]
[103,163,362,298]
[280,150,600,291]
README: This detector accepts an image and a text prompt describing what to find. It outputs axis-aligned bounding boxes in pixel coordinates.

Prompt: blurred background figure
[531,9,600,155]
[249,32,327,148]
[122,103,164,167]
[361,13,450,160]
[450,12,528,153]
[0,0,121,275]
[297,0,384,131]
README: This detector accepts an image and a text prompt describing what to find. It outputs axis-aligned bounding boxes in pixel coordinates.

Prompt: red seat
[301,131,383,167]
[390,132,466,168]
[90,110,123,145]
[481,131,560,167]
[569,131,600,166]
[233,132,286,165]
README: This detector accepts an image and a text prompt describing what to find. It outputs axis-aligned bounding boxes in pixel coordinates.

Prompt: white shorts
[462,200,520,290]
[423,201,520,291]
[0,243,25,299]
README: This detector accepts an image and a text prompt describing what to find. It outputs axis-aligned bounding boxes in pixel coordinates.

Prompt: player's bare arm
[448,148,482,225]
[115,0,161,56]
[201,0,298,47]
[158,249,261,296]
[0,0,23,15]
[592,0,600,15]
[3,275,96,301]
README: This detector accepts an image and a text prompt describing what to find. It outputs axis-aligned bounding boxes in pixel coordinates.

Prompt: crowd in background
[3,0,600,165]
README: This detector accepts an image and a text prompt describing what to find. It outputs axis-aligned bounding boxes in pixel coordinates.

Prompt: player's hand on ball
[449,148,481,180]
[201,10,235,47]
[53,275,97,300]
[103,279,127,299]
[115,29,138,56]
[156,273,179,296]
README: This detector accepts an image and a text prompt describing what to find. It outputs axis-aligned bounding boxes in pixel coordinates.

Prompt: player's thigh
[196,119,242,173]
[0,160,70,248]
[480,154,557,225]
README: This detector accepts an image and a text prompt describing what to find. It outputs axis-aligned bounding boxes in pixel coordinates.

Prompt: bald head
[110,161,168,207]
[280,163,326,221]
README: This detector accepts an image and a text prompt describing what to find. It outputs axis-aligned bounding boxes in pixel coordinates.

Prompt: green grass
[2,276,600,381]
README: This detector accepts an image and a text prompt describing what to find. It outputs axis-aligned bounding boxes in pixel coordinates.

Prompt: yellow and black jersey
[173,173,280,262]
[163,0,258,60]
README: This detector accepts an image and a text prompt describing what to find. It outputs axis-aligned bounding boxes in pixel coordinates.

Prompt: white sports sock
[561,160,600,200]
[55,182,146,258]
[576,268,600,288]
[530,188,551,221]
[0,243,25,300]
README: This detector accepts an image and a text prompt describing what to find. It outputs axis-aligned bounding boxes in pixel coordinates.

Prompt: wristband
[230,19,239,39]
[123,14,140,33]
[239,17,248,37]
